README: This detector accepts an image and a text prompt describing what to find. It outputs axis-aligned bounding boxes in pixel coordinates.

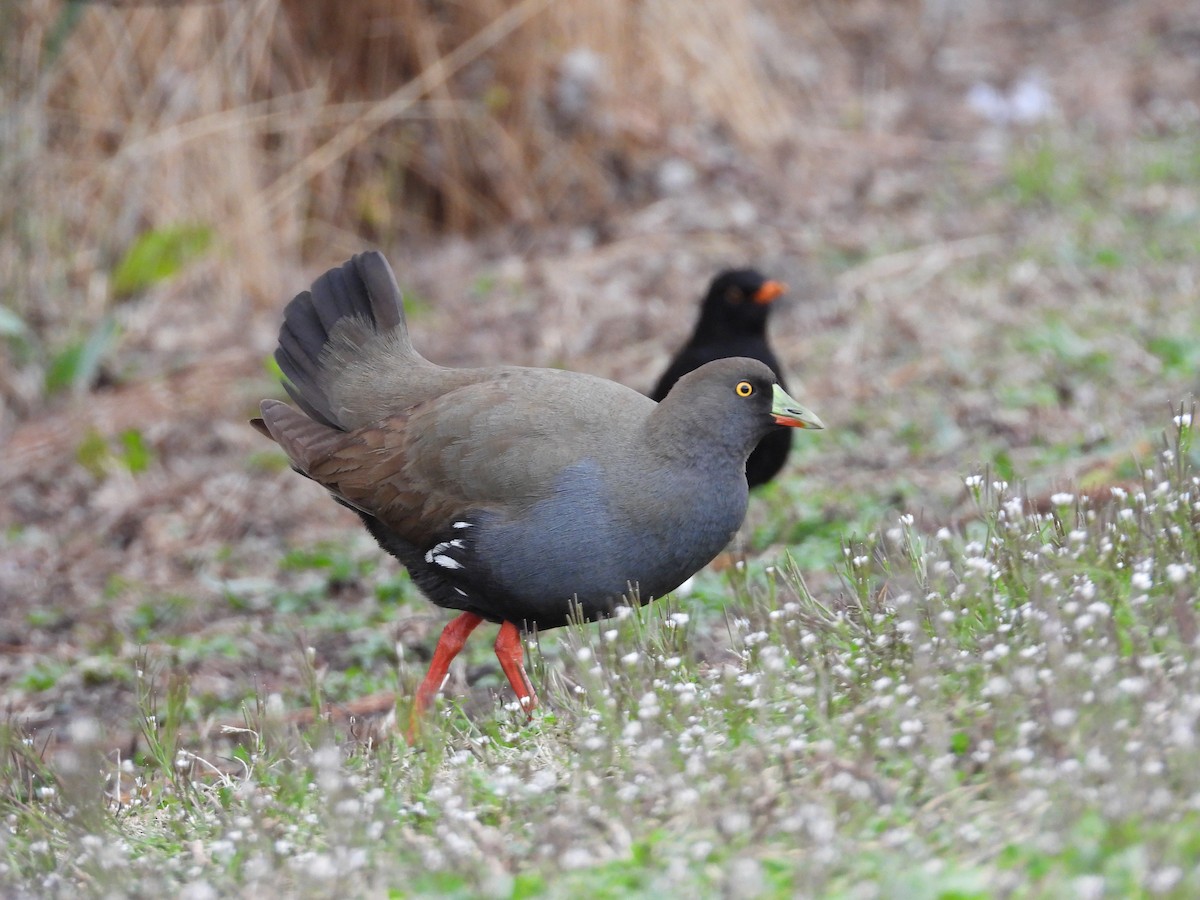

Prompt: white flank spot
[433,554,463,570]
[453,521,473,529]
[454,588,468,597]
[423,549,436,563]
[449,539,464,549]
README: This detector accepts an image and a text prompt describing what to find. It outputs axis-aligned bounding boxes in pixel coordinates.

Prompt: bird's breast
[470,459,747,622]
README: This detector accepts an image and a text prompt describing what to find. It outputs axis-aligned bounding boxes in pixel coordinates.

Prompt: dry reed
[0,0,925,424]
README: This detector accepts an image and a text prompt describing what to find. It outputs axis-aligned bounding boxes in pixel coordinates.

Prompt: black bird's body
[253,253,822,735]
[653,269,793,488]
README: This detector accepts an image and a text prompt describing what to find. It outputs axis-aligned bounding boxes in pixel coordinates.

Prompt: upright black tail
[273,251,410,429]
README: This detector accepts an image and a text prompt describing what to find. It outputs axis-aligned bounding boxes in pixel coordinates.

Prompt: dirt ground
[2,0,1199,750]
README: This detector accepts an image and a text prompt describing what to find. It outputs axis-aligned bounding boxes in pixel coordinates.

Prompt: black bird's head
[696,268,787,337]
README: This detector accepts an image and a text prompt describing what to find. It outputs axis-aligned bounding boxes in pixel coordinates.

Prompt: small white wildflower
[621,651,640,666]
[1052,709,1077,728]
[560,847,596,869]
[1166,563,1193,584]
[1084,747,1110,774]
[179,883,219,900]
[1050,492,1074,506]
[982,676,1011,697]
[1117,677,1148,696]
[633,696,662,724]
[964,475,984,489]
[1149,866,1182,893]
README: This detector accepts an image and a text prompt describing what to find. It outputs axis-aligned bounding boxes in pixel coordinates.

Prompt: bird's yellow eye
[735,381,754,397]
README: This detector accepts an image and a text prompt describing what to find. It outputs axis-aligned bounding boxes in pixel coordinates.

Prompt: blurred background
[2,0,1199,734]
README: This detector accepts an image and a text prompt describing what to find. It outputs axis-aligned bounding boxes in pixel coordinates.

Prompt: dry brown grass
[2,0,846,427]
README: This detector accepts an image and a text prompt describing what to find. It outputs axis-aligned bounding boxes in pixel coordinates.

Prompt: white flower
[1072,875,1106,900]
[1166,563,1193,584]
[1052,709,1076,728]
[1117,677,1148,696]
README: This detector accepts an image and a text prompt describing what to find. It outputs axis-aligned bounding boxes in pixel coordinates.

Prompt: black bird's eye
[725,287,744,304]
[735,381,754,397]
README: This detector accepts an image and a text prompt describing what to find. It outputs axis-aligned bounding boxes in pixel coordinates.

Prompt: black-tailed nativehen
[652,268,792,488]
[252,253,823,740]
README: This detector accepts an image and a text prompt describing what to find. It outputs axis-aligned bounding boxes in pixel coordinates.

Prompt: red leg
[494,621,539,717]
[406,611,483,743]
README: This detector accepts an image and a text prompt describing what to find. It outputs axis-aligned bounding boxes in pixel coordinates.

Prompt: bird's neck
[644,400,760,477]
[692,313,765,344]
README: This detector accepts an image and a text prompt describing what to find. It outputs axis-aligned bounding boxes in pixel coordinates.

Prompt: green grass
[2,409,1198,896]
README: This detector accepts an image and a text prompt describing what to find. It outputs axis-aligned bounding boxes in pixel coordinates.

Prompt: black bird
[652,269,793,488]
[252,253,823,740]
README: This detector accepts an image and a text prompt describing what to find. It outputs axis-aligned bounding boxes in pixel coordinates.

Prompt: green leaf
[76,429,110,477]
[111,224,214,299]
[45,315,119,394]
[119,429,153,474]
